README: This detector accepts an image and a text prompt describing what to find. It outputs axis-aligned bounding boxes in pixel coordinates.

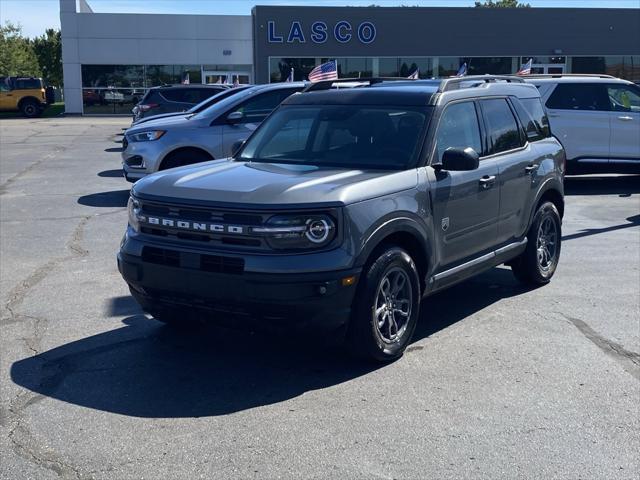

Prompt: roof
[285,76,540,106]
[523,75,635,85]
[153,84,230,90]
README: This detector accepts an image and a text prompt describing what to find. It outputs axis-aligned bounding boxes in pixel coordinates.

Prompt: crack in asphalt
[563,314,640,382]
[3,214,96,479]
[0,146,66,196]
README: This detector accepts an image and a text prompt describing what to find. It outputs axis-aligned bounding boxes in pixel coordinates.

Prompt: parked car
[131,85,251,126]
[131,84,230,122]
[122,82,306,182]
[524,74,640,174]
[0,76,48,117]
[118,76,565,362]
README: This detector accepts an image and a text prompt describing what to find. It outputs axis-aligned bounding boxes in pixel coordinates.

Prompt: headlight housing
[127,196,143,232]
[252,214,337,250]
[128,130,166,142]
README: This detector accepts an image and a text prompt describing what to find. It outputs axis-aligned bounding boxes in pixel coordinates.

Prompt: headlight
[127,196,143,232]
[252,214,336,250]
[129,130,165,142]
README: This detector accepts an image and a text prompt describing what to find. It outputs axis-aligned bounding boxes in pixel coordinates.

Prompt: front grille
[142,246,244,274]
[138,200,273,251]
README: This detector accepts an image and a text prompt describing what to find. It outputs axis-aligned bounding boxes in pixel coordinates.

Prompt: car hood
[133,112,189,126]
[127,114,200,133]
[132,160,418,208]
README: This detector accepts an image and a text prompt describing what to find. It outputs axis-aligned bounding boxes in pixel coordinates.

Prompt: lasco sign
[267,20,376,44]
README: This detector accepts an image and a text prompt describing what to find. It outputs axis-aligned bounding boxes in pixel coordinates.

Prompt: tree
[475,0,531,7]
[32,29,63,86]
[0,22,41,77]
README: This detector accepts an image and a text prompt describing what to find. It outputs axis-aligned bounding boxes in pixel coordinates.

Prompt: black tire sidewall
[350,247,421,361]
[21,100,39,118]
[515,201,562,284]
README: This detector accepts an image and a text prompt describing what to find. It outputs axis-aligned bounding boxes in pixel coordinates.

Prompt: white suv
[525,75,640,174]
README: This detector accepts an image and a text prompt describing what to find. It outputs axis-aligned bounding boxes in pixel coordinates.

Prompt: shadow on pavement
[563,214,640,242]
[10,267,530,418]
[98,169,124,178]
[105,147,124,153]
[77,189,129,207]
[564,175,640,196]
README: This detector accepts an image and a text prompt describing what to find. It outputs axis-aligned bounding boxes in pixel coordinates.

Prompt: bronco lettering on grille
[145,216,245,234]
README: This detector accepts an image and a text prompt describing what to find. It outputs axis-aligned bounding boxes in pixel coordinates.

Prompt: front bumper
[117,240,360,333]
[121,138,163,181]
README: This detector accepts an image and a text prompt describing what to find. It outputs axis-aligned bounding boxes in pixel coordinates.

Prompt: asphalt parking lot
[1,117,639,479]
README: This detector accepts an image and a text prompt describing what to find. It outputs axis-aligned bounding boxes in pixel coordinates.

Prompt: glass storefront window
[399,58,433,78]
[336,58,372,78]
[571,56,640,82]
[269,58,318,82]
[82,87,145,114]
[378,58,399,77]
[81,65,144,88]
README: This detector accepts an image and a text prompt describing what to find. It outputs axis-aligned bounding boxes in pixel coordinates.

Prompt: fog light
[342,276,356,286]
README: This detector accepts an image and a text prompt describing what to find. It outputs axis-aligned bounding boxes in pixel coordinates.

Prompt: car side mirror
[231,139,245,156]
[226,111,243,124]
[437,147,479,171]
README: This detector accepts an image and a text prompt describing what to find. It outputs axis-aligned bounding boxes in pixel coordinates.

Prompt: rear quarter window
[512,97,551,141]
[160,89,187,103]
[15,78,42,89]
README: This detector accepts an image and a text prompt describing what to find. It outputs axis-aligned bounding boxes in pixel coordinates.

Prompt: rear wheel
[348,247,420,362]
[511,201,562,285]
[161,149,212,170]
[21,99,41,118]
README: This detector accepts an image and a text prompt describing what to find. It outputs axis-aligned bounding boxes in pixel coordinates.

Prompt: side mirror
[231,139,245,156]
[226,111,243,124]
[437,147,479,171]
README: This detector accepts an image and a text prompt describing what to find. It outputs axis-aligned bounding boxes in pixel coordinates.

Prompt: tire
[348,247,421,362]
[161,149,212,170]
[511,201,562,285]
[20,99,41,118]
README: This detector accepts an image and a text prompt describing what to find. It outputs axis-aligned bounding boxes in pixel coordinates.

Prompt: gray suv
[118,76,566,362]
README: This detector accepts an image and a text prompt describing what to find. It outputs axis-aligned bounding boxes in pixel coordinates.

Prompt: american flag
[517,58,532,76]
[455,63,468,77]
[407,69,419,80]
[308,60,338,83]
[285,68,294,82]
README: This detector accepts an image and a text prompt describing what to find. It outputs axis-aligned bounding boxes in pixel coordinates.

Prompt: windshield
[238,105,431,170]
[187,86,250,114]
[191,86,259,120]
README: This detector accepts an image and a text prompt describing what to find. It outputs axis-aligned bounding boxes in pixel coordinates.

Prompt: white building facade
[59,0,253,114]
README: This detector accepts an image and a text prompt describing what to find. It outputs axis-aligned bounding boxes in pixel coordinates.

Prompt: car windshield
[191,87,259,120]
[238,105,431,170]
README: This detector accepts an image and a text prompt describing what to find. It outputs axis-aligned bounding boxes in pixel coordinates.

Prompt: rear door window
[160,89,187,103]
[196,88,220,102]
[481,98,524,155]
[546,83,610,111]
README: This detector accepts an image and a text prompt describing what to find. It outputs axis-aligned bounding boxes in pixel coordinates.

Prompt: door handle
[618,115,633,121]
[479,175,496,189]
[525,164,539,174]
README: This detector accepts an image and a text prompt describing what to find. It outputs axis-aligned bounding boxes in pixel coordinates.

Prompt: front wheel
[348,247,421,362]
[511,201,562,285]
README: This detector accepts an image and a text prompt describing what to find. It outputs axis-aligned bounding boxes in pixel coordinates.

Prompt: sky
[1,0,638,38]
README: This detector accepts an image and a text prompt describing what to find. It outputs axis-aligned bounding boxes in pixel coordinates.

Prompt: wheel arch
[529,179,565,228]
[159,146,214,170]
[356,218,432,294]
[17,96,41,109]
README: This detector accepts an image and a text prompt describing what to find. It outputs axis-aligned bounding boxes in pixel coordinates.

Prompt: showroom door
[203,71,251,85]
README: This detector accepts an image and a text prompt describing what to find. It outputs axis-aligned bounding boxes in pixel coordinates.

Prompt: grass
[0,102,66,119]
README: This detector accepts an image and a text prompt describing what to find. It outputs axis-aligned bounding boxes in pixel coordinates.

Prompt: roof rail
[303,77,415,92]
[521,73,616,79]
[437,75,525,93]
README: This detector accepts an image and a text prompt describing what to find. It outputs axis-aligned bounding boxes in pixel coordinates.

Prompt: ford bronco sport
[0,77,48,117]
[118,76,565,362]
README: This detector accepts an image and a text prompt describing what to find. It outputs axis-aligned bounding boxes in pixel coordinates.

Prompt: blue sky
[1,0,638,38]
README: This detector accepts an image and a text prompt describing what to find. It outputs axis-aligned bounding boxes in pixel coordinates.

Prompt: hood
[132,160,418,208]
[127,114,200,134]
[133,112,188,126]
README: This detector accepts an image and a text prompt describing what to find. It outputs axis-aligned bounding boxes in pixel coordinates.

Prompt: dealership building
[60,0,640,114]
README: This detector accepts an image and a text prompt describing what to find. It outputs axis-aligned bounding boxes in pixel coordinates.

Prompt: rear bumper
[117,247,360,333]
